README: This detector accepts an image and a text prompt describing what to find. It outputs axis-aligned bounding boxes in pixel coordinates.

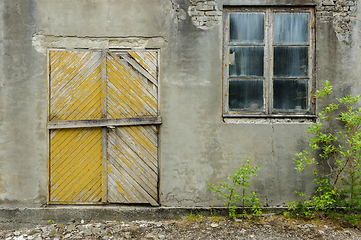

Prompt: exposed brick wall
[317,0,357,43]
[188,0,222,30]
[186,0,358,43]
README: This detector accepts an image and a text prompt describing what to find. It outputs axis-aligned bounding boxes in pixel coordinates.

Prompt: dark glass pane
[274,46,308,77]
[273,79,308,110]
[274,13,309,44]
[230,13,264,44]
[229,46,264,77]
[229,79,264,111]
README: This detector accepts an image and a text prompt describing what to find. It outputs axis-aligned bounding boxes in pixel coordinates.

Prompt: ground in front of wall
[1,214,361,239]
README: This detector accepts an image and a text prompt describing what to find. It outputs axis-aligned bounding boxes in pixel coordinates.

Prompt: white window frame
[222,7,316,118]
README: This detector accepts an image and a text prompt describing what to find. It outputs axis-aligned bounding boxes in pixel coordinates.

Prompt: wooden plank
[107,131,158,205]
[115,126,158,168]
[106,53,158,118]
[101,51,107,118]
[107,163,146,203]
[107,131,157,196]
[101,51,108,203]
[129,51,158,80]
[47,51,51,203]
[49,128,102,203]
[118,53,158,87]
[113,127,158,175]
[50,51,102,121]
[101,128,108,203]
[47,116,162,129]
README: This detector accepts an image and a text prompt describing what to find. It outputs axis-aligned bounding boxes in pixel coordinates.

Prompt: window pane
[274,46,308,77]
[274,13,309,44]
[229,79,264,111]
[230,13,264,44]
[229,46,264,77]
[273,79,308,110]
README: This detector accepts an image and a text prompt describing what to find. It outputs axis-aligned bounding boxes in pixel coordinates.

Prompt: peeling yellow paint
[49,50,159,205]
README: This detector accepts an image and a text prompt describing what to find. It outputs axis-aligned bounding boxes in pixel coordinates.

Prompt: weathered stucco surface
[0,0,360,207]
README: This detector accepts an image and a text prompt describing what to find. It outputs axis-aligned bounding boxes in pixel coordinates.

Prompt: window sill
[223,114,317,124]
[223,114,317,118]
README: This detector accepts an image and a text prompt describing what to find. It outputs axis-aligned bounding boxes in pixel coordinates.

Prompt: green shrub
[207,157,263,219]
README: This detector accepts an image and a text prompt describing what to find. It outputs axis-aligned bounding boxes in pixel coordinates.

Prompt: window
[223,7,315,117]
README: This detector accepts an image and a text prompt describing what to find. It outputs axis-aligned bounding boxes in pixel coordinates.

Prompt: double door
[47,50,160,205]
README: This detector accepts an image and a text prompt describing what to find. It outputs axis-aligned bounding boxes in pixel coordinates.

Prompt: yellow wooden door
[48,50,160,205]
[106,52,159,205]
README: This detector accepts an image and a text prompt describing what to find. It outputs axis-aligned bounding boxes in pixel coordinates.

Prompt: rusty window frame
[222,7,316,118]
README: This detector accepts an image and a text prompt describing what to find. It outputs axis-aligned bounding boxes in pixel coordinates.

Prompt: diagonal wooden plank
[137,125,158,147]
[51,135,101,189]
[108,131,157,188]
[51,131,101,197]
[50,51,102,121]
[107,162,146,203]
[129,51,158,80]
[50,128,102,203]
[107,131,157,182]
[106,65,156,118]
[107,153,157,205]
[59,162,101,202]
[51,67,101,120]
[107,128,158,202]
[106,57,157,116]
[108,53,157,102]
[117,53,158,87]
[113,127,158,170]
[107,175,132,203]
[106,53,157,118]
[51,52,101,100]
[50,127,100,171]
[51,52,99,96]
[51,62,101,109]
[62,162,102,202]
[123,125,158,156]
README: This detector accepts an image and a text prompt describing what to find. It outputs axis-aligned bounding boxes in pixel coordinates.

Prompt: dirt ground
[1,213,361,239]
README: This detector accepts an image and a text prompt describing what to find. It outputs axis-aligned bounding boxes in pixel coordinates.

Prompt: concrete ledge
[0,206,289,230]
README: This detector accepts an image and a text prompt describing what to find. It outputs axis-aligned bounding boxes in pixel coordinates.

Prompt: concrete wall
[0,0,360,207]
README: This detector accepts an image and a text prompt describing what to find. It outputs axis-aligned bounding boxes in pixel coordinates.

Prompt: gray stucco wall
[0,0,359,207]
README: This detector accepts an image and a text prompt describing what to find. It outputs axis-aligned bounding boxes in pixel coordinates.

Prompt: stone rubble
[0,216,360,239]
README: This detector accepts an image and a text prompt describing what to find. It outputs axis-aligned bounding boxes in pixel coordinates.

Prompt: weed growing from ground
[289,81,361,225]
[207,157,263,219]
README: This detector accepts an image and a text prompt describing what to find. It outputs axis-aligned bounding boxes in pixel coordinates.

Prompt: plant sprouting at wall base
[292,80,361,210]
[207,157,263,219]
[288,177,338,217]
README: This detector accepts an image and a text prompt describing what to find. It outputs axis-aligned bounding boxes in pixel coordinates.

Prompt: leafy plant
[291,80,361,215]
[207,157,263,219]
[294,81,361,189]
[287,177,338,217]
